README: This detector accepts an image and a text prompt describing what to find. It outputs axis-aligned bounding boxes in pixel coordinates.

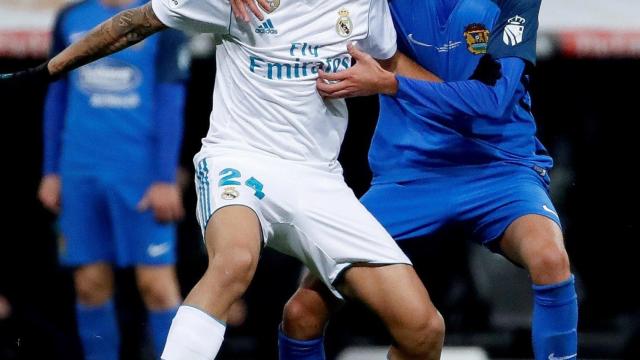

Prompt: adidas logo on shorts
[255,19,278,35]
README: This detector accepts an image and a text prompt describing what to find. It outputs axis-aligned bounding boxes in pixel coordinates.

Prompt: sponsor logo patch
[255,19,278,35]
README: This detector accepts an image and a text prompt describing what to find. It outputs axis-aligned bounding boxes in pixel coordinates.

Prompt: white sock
[161,305,226,360]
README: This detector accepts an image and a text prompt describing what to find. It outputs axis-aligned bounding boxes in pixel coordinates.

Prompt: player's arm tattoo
[48,3,166,77]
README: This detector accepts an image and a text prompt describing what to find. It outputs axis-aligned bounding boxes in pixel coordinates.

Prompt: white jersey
[152,0,396,163]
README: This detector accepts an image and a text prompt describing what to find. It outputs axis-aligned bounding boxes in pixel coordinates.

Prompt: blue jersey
[368,0,552,184]
[488,0,542,66]
[44,0,188,182]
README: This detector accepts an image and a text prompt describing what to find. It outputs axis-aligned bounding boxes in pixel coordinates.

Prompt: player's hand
[138,183,185,223]
[38,174,62,214]
[231,0,270,22]
[0,62,54,91]
[470,54,502,86]
[317,43,398,99]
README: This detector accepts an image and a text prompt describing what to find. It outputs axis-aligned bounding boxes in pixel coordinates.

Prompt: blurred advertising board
[1,0,640,59]
[0,0,70,58]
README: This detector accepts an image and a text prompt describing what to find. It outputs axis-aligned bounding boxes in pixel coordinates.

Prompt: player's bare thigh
[499,214,570,285]
[183,205,262,321]
[340,264,445,360]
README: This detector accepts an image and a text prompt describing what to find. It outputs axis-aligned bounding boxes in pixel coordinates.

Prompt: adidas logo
[255,19,278,35]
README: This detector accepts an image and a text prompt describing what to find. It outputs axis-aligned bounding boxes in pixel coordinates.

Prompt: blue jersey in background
[369,0,552,184]
[44,0,189,184]
[44,0,189,267]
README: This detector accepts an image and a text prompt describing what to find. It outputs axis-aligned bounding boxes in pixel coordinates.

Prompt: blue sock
[278,326,325,360]
[532,275,578,360]
[76,299,120,360]
[148,307,178,358]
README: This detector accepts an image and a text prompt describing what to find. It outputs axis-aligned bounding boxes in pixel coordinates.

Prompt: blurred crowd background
[1,0,638,359]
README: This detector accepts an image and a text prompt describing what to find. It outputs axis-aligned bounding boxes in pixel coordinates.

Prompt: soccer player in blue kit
[278,0,579,360]
[36,0,189,358]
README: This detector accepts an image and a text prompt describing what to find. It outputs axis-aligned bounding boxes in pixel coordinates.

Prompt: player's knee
[137,274,181,310]
[207,249,257,291]
[74,267,113,305]
[407,310,445,353]
[528,246,571,285]
[282,294,327,339]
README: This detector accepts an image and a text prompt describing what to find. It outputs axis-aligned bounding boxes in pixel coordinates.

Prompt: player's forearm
[43,79,68,175]
[392,52,442,83]
[375,52,441,96]
[153,83,186,183]
[48,3,166,78]
[395,57,525,120]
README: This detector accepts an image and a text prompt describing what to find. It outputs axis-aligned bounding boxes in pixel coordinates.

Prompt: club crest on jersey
[464,23,490,55]
[259,0,280,13]
[336,9,353,37]
[221,187,240,200]
[503,15,526,46]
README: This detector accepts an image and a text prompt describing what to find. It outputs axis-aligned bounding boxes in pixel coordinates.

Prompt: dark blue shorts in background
[59,174,176,267]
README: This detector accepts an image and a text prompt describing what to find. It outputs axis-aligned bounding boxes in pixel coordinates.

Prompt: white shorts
[193,149,411,299]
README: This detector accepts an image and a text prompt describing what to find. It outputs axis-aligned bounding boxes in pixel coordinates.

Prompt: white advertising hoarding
[1,0,639,58]
[0,0,69,58]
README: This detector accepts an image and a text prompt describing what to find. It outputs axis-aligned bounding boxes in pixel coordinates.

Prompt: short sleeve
[155,29,191,82]
[151,0,232,34]
[358,0,397,60]
[487,0,541,65]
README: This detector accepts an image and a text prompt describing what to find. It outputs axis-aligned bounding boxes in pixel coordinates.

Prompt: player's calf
[136,266,181,357]
[500,215,578,360]
[73,263,120,360]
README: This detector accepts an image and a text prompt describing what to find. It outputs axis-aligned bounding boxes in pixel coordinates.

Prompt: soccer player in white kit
[1,0,445,359]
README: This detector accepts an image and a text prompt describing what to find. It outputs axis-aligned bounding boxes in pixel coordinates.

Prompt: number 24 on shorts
[219,168,265,200]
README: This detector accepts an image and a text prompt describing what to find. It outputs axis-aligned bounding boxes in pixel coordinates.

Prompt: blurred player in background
[279,1,579,360]
[3,0,450,359]
[37,0,189,358]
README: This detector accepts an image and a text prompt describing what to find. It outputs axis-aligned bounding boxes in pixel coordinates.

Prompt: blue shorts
[362,164,561,249]
[59,174,176,267]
